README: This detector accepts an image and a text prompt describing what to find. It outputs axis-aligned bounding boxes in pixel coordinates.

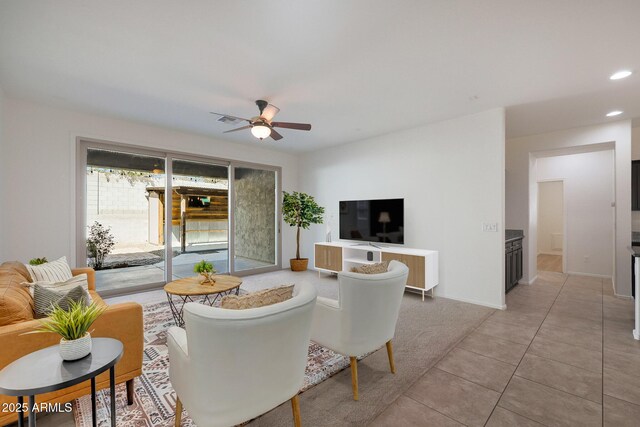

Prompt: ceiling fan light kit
[251,123,271,139]
[210,99,311,142]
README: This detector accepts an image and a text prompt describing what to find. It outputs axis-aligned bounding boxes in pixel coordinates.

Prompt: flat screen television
[339,198,404,244]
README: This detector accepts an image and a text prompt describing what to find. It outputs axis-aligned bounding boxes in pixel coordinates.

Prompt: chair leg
[291,394,302,427]
[386,340,396,374]
[126,379,134,405]
[175,397,183,427]
[350,356,359,401]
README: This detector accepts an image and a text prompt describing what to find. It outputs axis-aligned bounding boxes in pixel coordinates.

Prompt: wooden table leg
[17,396,24,427]
[110,367,116,427]
[91,377,97,427]
[28,395,35,427]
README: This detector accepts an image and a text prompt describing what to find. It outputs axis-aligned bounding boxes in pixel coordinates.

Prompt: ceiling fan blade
[271,122,312,131]
[261,104,280,121]
[223,125,252,133]
[210,112,251,124]
[270,128,284,141]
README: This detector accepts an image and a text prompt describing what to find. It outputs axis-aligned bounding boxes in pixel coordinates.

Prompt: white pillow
[25,256,73,282]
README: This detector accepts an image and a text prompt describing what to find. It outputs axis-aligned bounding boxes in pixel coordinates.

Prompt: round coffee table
[0,338,123,427]
[164,275,242,327]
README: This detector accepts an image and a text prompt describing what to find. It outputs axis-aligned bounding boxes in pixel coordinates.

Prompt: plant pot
[59,333,92,361]
[290,258,309,272]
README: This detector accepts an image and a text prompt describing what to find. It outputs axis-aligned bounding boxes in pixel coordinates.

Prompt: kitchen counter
[506,229,524,243]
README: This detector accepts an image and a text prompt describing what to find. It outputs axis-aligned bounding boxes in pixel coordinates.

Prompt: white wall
[537,181,563,256]
[0,97,299,266]
[631,126,640,160]
[536,151,614,277]
[300,108,506,309]
[506,121,631,296]
[0,87,5,261]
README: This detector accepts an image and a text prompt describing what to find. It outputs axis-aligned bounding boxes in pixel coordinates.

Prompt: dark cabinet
[506,238,523,293]
[633,161,640,211]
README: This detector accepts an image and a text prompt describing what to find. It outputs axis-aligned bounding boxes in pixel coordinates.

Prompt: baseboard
[525,275,538,285]
[613,292,633,300]
[440,294,507,310]
[565,271,612,279]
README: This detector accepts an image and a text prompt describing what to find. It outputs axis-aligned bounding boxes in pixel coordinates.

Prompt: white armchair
[167,282,317,427]
[310,260,409,400]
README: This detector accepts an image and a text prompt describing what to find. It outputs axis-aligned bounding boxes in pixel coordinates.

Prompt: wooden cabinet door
[314,245,342,271]
[515,248,523,282]
[511,249,518,286]
[382,252,425,288]
[505,249,513,292]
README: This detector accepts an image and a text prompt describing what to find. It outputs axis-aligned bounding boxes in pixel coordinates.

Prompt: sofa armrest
[0,302,143,378]
[72,267,96,291]
[91,302,143,376]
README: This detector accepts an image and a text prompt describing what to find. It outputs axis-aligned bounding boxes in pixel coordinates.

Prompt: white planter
[59,333,92,361]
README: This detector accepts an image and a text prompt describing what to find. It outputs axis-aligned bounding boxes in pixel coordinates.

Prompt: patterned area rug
[73,300,356,426]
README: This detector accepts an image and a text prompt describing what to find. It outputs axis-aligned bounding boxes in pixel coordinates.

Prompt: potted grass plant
[31,301,107,361]
[282,191,325,271]
[194,260,217,285]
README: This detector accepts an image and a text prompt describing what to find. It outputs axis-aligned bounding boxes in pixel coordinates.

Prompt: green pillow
[33,284,88,318]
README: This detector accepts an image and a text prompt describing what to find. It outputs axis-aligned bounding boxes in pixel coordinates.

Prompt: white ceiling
[1,1,639,152]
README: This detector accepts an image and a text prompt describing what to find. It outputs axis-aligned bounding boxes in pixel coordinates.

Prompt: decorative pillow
[25,256,73,283]
[350,261,389,274]
[24,274,91,302]
[0,267,35,326]
[220,285,294,310]
[33,284,88,318]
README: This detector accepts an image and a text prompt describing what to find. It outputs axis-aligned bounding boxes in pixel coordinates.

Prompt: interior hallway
[537,254,563,273]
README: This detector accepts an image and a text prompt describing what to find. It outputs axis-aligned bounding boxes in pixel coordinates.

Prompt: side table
[0,338,123,427]
[164,275,242,327]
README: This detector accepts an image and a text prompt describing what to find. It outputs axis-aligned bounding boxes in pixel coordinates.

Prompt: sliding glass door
[84,147,167,292]
[232,166,278,272]
[78,139,281,295]
[170,158,229,279]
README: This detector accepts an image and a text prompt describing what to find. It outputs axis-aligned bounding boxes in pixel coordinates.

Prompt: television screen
[339,198,404,244]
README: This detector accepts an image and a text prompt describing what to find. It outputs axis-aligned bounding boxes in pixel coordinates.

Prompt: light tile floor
[371,271,640,426]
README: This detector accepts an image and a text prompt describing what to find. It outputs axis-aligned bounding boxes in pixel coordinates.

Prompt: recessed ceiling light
[606,110,623,117]
[610,70,632,80]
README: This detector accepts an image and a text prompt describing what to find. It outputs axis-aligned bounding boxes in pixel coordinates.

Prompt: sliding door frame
[76,137,282,296]
[228,161,282,277]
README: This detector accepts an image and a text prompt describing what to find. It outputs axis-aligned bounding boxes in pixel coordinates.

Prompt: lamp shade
[251,124,272,140]
[378,211,391,223]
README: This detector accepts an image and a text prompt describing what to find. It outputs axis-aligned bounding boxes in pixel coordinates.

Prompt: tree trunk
[296,225,301,259]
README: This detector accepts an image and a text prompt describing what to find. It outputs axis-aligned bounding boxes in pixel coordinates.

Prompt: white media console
[314,241,439,300]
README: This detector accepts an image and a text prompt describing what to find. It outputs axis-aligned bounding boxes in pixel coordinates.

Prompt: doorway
[537,180,564,273]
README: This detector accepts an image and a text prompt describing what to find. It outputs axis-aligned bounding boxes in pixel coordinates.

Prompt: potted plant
[31,301,107,361]
[194,260,217,285]
[28,257,48,265]
[282,191,325,271]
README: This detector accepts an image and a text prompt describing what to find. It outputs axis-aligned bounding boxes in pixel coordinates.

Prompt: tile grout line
[483,273,570,426]
[402,394,470,427]
[366,300,497,426]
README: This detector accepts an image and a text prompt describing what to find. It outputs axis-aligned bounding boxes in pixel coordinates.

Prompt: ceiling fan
[210,100,311,141]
